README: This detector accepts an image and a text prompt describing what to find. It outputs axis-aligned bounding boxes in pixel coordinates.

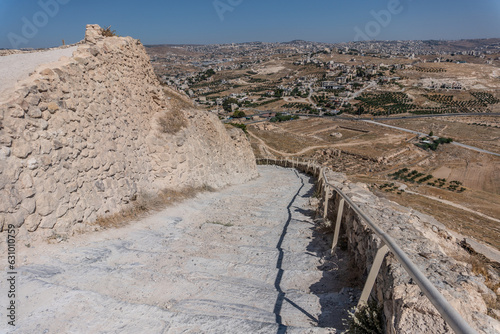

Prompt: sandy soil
[258,65,286,75]
[0,166,359,334]
[382,118,500,155]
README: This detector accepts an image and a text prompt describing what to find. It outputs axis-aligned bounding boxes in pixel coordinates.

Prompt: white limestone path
[0,46,77,96]
[0,166,359,334]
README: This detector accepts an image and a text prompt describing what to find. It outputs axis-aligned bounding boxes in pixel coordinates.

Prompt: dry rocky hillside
[0,25,257,239]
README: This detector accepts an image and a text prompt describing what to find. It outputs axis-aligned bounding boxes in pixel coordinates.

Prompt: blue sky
[1,0,499,48]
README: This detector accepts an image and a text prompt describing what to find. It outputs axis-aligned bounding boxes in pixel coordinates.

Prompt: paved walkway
[1,166,358,333]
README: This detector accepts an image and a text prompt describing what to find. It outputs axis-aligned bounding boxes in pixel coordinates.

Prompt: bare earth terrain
[247,116,500,252]
[0,166,359,334]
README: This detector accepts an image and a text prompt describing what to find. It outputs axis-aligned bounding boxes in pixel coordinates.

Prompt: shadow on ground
[300,174,363,330]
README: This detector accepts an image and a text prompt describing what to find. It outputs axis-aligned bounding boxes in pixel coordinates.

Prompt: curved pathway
[1,166,357,333]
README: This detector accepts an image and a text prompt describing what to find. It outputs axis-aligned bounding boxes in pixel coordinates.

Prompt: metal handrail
[256,159,477,334]
[320,168,476,334]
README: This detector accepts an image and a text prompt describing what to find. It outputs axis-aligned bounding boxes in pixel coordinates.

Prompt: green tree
[232,110,246,118]
[223,98,238,112]
[274,89,284,97]
[205,69,216,77]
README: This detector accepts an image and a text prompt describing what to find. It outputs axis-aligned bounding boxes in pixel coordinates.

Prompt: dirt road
[0,166,358,334]
[363,120,500,157]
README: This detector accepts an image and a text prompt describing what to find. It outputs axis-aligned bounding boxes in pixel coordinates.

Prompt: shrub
[270,113,299,123]
[228,123,247,133]
[344,299,383,334]
[158,109,187,135]
[232,110,246,118]
[101,26,118,37]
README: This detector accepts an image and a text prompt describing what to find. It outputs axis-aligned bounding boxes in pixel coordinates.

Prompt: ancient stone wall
[0,25,257,237]
[322,170,500,334]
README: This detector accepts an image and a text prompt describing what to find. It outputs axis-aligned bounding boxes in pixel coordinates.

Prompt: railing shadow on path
[258,158,478,334]
[269,166,362,332]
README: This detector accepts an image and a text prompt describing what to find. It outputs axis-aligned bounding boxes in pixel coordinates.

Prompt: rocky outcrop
[0,25,257,237]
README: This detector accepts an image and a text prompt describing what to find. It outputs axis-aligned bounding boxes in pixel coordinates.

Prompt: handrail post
[322,168,477,334]
[358,244,390,307]
[331,197,345,254]
[323,184,330,220]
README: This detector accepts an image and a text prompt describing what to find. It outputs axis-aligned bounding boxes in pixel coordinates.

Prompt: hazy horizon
[1,0,500,49]
[143,37,500,48]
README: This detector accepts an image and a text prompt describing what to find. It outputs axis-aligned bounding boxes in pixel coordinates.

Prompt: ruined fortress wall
[0,26,257,236]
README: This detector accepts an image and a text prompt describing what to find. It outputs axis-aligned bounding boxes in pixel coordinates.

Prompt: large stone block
[40,139,52,154]
[24,213,42,232]
[36,194,58,217]
[56,202,69,218]
[27,108,42,118]
[66,182,78,193]
[21,198,36,214]
[12,142,32,159]
[0,147,11,160]
[39,213,57,229]
[47,102,59,113]
[11,208,28,228]
[0,214,16,231]
[0,134,12,147]
[9,105,25,118]
[27,158,39,170]
[0,190,12,212]
[5,185,22,209]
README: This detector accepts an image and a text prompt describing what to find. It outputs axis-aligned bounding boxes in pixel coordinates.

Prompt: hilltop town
[146,38,500,118]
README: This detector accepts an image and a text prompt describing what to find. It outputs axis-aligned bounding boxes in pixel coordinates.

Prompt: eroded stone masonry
[0,25,257,237]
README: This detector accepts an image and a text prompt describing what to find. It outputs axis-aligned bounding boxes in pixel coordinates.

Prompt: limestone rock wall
[267,160,499,334]
[0,25,257,236]
[321,170,500,334]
